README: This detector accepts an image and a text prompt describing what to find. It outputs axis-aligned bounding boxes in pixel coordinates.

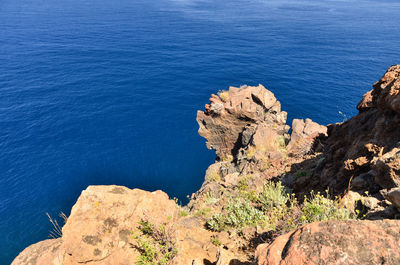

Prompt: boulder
[287,118,327,156]
[12,185,216,265]
[383,187,400,211]
[256,220,400,265]
[11,239,63,265]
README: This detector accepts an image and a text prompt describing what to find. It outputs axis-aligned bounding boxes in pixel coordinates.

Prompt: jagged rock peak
[196,84,289,161]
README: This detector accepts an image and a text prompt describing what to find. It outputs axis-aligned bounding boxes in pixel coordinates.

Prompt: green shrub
[258,181,289,211]
[210,235,221,246]
[207,198,265,231]
[205,180,356,237]
[134,219,178,265]
[195,207,211,217]
[204,192,220,205]
[206,169,221,182]
[301,191,354,223]
[179,210,188,217]
[296,171,308,178]
[207,212,226,231]
[237,175,252,192]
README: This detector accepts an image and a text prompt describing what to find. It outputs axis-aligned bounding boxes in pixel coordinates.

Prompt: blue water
[1,0,400,263]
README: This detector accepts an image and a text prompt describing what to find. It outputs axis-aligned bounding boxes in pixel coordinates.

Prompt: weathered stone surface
[13,185,217,265]
[294,65,400,199]
[256,220,400,265]
[384,187,400,211]
[287,118,327,157]
[197,85,288,161]
[11,239,63,265]
[372,147,400,189]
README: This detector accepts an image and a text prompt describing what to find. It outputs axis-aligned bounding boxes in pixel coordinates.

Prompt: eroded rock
[287,118,327,157]
[294,65,400,200]
[12,186,217,265]
[255,220,400,265]
[197,85,289,162]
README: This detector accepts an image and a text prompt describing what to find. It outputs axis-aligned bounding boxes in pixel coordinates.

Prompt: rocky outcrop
[191,84,326,211]
[286,118,327,157]
[11,239,63,265]
[255,220,400,265]
[292,66,400,205]
[12,186,218,265]
[197,85,289,163]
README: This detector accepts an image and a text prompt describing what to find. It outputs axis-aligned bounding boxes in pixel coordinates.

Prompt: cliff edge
[12,65,400,265]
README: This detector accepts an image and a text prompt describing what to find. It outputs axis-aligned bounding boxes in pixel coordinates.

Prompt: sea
[1,0,400,263]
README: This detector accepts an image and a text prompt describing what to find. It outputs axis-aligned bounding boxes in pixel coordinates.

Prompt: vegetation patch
[210,235,222,246]
[133,219,178,265]
[206,181,355,235]
[207,198,265,231]
[217,90,230,103]
[301,191,353,223]
[206,169,221,182]
[195,207,212,217]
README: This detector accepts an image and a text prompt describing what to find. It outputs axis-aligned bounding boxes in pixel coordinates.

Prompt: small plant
[210,235,221,246]
[241,190,259,203]
[276,135,286,149]
[220,154,233,162]
[134,219,178,265]
[195,207,212,217]
[237,175,253,192]
[46,212,68,239]
[296,171,308,178]
[246,146,257,160]
[179,210,188,217]
[217,90,230,102]
[207,198,265,231]
[204,192,220,205]
[264,193,301,232]
[258,181,289,211]
[206,169,221,182]
[301,191,354,223]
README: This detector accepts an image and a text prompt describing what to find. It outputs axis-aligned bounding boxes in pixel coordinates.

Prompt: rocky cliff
[12,66,400,265]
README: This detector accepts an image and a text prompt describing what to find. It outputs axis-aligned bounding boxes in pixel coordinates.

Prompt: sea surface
[1,0,400,263]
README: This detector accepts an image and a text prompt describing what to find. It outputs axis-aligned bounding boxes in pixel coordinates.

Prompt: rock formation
[12,186,218,265]
[197,84,290,163]
[290,65,400,218]
[12,65,400,265]
[255,220,400,265]
[286,118,327,157]
[190,85,326,211]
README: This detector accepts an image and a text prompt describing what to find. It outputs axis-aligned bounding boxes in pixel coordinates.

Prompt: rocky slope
[291,65,400,216]
[12,65,400,265]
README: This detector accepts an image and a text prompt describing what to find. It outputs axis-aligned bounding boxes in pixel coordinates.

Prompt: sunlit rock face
[256,220,400,265]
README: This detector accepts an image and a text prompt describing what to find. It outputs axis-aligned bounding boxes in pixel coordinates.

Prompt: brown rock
[287,118,327,156]
[256,220,400,265]
[11,239,63,265]
[372,147,400,189]
[197,85,288,160]
[13,185,216,265]
[299,65,400,196]
[384,187,400,211]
